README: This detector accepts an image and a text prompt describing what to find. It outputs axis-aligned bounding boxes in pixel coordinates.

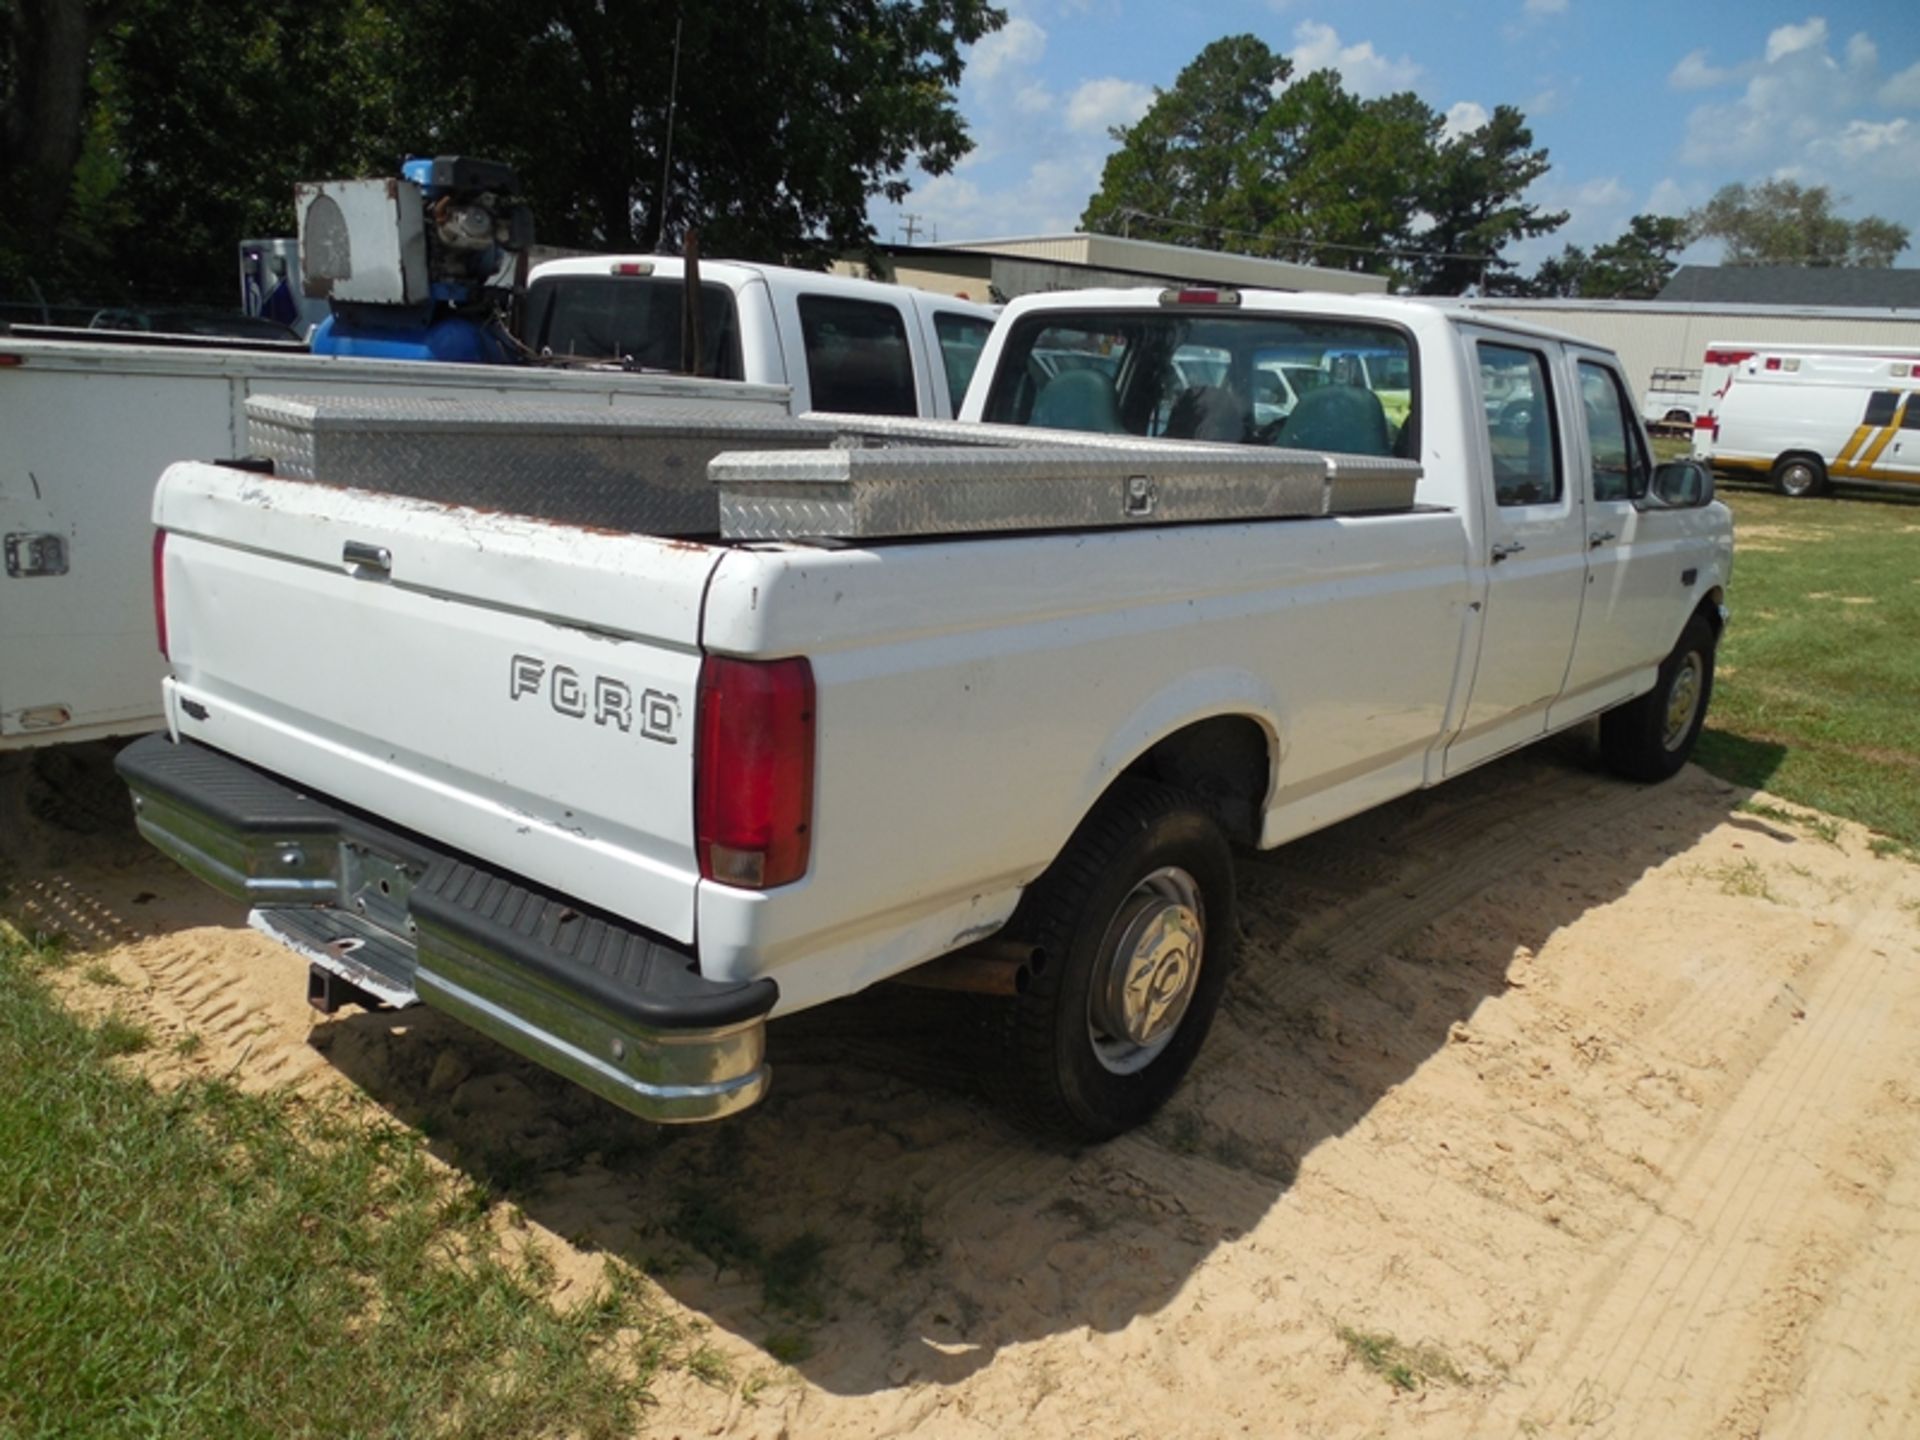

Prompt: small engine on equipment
[298,156,533,364]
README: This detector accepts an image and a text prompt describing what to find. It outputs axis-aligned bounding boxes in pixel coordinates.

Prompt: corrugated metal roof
[1657,265,1920,309]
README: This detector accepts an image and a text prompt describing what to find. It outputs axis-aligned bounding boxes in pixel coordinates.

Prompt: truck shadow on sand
[301,730,1782,1396]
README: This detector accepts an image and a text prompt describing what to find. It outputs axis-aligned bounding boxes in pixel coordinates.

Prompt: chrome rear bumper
[117,735,774,1123]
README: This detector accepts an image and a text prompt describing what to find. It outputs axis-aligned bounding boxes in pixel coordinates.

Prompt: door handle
[1490,541,1526,562]
[343,540,392,577]
[1588,528,1618,547]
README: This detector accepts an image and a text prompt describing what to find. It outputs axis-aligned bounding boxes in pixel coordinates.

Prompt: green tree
[3,0,1002,303]
[1403,105,1566,295]
[1082,35,1564,293]
[1689,179,1910,267]
[1515,213,1689,299]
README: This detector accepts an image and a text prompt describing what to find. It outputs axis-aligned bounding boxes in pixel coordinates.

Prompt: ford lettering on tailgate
[509,654,679,745]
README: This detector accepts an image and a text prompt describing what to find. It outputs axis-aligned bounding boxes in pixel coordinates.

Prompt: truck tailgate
[156,460,716,943]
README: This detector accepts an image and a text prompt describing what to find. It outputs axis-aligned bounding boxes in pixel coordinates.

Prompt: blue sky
[872,1,1920,270]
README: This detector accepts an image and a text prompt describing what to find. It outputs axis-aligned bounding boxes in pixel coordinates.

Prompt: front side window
[1863,390,1899,426]
[1578,361,1650,503]
[1477,342,1561,506]
[932,311,993,408]
[981,309,1415,457]
[523,276,743,378]
[798,295,917,415]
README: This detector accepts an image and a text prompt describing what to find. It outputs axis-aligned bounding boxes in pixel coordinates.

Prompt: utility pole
[901,213,924,245]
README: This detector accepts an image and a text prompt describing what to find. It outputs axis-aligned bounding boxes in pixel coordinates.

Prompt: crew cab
[524,256,996,418]
[119,289,1732,1140]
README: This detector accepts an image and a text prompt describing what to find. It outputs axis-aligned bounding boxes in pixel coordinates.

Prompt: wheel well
[1696,587,1726,637]
[1120,715,1271,845]
[1773,450,1825,474]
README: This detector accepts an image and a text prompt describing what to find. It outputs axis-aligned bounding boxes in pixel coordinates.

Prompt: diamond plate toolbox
[246,394,838,535]
[712,443,1419,542]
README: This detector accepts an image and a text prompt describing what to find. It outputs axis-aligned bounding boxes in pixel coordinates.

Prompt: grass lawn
[1690,479,1920,851]
[0,925,674,1440]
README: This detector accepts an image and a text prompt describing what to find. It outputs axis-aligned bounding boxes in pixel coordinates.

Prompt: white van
[1692,341,1920,497]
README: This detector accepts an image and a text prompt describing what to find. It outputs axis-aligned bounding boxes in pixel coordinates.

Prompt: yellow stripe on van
[1834,424,1874,466]
[1852,425,1900,478]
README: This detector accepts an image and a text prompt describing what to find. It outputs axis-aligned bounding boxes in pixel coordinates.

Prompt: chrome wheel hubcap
[1088,867,1205,1075]
[1663,652,1703,750]
[1782,463,1815,495]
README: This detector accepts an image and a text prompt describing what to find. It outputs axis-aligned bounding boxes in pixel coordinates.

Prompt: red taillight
[695,656,815,889]
[610,261,653,276]
[151,529,169,659]
[0,352,24,368]
[1703,348,1754,367]
[1694,415,1718,439]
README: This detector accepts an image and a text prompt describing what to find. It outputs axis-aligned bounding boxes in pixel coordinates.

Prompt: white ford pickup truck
[118,288,1732,1140]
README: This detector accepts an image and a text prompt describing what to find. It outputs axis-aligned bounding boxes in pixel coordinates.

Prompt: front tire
[1770,453,1827,498]
[1599,613,1716,782]
[992,779,1237,1142]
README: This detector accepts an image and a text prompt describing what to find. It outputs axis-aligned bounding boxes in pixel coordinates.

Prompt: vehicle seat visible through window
[1030,369,1124,433]
[1277,384,1393,457]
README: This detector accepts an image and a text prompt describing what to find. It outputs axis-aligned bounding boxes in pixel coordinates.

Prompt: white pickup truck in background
[120,287,1732,1140]
[0,266,992,750]
[523,256,996,417]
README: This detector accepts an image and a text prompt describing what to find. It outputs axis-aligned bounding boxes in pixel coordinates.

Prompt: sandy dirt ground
[7,735,1920,1439]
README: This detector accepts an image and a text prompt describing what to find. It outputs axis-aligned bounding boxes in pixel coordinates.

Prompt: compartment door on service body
[1554,356,1680,720]
[1444,331,1588,776]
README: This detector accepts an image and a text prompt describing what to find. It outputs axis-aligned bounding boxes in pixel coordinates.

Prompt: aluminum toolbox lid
[711,440,1420,542]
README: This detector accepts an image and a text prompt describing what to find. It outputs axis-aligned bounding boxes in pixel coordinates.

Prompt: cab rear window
[523,277,743,378]
[981,309,1416,457]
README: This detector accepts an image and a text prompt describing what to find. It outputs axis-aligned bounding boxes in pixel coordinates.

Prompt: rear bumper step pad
[116,734,774,1122]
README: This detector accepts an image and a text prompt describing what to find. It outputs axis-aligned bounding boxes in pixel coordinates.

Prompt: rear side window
[1577,361,1650,502]
[523,277,742,378]
[1900,394,1920,430]
[933,311,992,407]
[1477,342,1561,506]
[798,295,917,415]
[1863,390,1898,425]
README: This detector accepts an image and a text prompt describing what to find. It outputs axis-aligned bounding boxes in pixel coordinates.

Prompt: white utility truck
[1692,341,1920,497]
[0,271,992,750]
[119,288,1732,1139]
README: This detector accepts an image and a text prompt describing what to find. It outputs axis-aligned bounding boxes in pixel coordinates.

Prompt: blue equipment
[302,156,533,364]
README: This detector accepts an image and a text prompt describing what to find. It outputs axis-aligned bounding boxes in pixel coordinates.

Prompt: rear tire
[1770,453,1826,498]
[991,779,1236,1142]
[1600,613,1716,782]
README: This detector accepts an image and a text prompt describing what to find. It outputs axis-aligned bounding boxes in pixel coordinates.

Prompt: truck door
[1557,357,1678,713]
[1444,333,1587,776]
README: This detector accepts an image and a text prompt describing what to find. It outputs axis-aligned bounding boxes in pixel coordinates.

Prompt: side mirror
[1647,459,1713,509]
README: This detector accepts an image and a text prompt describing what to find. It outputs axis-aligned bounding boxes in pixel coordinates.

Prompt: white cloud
[1575,176,1631,209]
[1523,0,1569,14]
[1882,61,1920,108]
[1821,118,1914,163]
[1669,48,1736,91]
[1442,101,1489,141]
[969,15,1046,83]
[1287,20,1421,98]
[1764,18,1827,65]
[1671,19,1920,259]
[1013,83,1055,116]
[1065,77,1155,135]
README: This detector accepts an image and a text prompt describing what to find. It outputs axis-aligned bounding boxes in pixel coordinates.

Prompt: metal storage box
[711,441,1419,541]
[246,394,836,535]
[244,394,1420,543]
